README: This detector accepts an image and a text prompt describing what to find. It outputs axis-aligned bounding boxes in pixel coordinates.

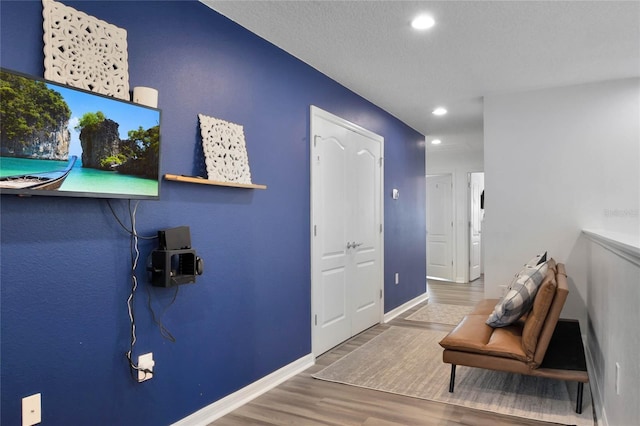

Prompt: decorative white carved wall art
[42,0,129,100]
[198,114,253,185]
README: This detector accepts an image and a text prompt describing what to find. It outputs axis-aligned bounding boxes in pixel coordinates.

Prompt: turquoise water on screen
[0,157,158,197]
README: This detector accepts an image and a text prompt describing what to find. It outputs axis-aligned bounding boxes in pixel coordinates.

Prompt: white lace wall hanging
[198,114,253,184]
[42,0,129,100]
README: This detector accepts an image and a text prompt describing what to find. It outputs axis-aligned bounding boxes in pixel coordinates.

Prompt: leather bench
[439,262,590,413]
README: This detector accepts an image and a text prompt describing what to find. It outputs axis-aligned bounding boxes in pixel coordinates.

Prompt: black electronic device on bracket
[147,226,203,287]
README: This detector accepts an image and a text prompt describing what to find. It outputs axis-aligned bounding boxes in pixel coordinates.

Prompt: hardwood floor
[212,277,560,426]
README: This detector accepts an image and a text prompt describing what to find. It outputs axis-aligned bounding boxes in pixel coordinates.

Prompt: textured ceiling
[202,1,640,152]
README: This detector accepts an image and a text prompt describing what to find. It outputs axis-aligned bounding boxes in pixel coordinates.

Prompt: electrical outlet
[138,353,155,382]
[395,273,399,285]
[615,362,621,395]
[22,393,41,426]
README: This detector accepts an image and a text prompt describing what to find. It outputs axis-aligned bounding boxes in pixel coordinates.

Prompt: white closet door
[469,172,484,281]
[426,174,453,281]
[311,106,383,356]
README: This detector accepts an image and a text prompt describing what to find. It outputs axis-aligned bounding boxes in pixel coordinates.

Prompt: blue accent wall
[0,1,426,424]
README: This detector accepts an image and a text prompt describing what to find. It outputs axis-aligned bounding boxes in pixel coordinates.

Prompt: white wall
[484,77,639,306]
[427,143,484,282]
[484,78,640,426]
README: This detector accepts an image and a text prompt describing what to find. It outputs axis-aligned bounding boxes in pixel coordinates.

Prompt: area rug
[405,303,473,325]
[313,326,594,426]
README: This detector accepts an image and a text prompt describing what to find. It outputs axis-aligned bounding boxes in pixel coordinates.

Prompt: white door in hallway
[311,106,383,356]
[469,172,484,281]
[426,174,453,281]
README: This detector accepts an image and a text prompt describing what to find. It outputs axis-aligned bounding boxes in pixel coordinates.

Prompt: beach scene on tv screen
[0,70,160,197]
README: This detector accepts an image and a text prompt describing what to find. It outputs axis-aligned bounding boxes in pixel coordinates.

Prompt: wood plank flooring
[212,277,563,426]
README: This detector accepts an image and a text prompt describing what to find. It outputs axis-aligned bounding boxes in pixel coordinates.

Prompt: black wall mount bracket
[147,226,203,287]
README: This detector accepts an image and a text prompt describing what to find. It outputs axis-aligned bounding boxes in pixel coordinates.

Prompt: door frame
[310,105,385,357]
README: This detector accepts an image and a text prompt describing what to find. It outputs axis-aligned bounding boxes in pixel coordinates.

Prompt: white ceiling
[202,1,640,152]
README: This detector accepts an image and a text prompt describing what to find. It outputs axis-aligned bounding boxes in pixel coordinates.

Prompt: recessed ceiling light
[431,139,442,145]
[432,107,447,116]
[411,15,435,30]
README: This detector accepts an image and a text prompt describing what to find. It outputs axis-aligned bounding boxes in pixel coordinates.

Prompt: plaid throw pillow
[486,261,549,328]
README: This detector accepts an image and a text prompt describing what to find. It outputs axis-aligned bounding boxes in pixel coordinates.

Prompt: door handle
[353,242,363,248]
[347,242,354,249]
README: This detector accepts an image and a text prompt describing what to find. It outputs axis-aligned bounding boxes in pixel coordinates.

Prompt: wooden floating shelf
[164,174,267,190]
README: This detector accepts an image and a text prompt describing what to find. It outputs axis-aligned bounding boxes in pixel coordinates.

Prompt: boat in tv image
[0,155,77,190]
[0,68,161,199]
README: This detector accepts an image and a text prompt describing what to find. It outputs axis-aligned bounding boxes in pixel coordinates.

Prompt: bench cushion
[470,299,500,315]
[439,314,528,362]
[522,269,557,359]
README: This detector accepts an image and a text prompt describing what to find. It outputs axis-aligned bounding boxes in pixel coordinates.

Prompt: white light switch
[392,189,399,200]
[22,393,41,426]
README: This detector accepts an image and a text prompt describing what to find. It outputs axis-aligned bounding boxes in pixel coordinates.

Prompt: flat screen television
[0,68,161,200]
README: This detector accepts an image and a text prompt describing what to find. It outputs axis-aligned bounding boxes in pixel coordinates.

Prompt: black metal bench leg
[576,382,584,414]
[449,364,456,393]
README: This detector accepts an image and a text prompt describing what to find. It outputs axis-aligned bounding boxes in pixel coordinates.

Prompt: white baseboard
[426,276,449,282]
[584,341,607,426]
[172,353,315,426]
[383,292,428,323]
